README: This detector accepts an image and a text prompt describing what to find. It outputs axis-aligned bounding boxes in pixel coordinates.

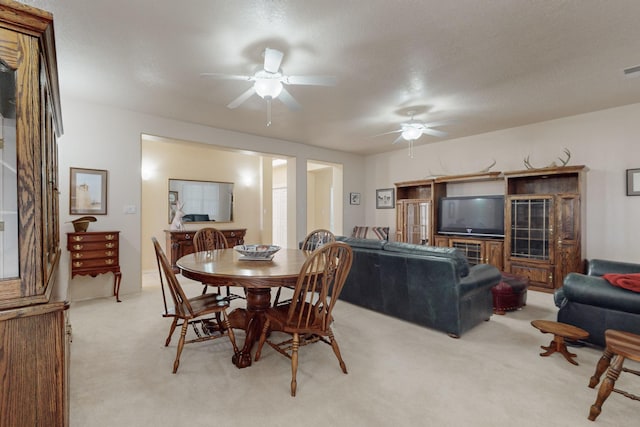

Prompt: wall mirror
[168,179,234,223]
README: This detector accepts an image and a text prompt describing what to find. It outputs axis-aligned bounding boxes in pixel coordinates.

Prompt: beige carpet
[68,272,637,426]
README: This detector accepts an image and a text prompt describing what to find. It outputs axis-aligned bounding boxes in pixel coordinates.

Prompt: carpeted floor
[68,272,636,426]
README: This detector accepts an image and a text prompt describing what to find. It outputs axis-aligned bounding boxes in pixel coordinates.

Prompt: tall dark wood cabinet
[504,166,585,292]
[394,179,442,245]
[0,2,67,426]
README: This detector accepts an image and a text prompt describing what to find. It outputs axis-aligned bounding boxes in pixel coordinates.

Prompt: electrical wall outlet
[124,205,136,214]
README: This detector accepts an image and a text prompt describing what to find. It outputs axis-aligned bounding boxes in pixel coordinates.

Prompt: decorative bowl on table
[234,244,281,260]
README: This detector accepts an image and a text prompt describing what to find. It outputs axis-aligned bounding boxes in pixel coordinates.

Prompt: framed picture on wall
[376,188,395,209]
[70,167,108,215]
[627,168,640,196]
[350,192,361,205]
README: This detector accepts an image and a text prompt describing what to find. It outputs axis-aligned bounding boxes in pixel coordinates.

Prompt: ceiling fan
[378,114,450,157]
[200,47,336,126]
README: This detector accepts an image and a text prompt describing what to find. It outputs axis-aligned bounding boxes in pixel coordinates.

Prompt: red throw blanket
[603,273,640,292]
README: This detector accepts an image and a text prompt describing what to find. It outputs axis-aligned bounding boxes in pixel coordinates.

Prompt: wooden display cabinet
[0,2,68,426]
[504,166,585,292]
[394,179,444,244]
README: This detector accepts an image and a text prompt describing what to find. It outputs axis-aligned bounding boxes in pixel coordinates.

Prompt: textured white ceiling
[20,0,640,155]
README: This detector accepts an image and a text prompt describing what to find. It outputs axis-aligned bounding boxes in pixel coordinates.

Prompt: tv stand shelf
[435,235,504,270]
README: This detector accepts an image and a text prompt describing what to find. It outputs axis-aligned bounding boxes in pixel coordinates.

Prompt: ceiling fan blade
[200,73,253,81]
[392,135,404,144]
[264,48,284,73]
[372,129,402,138]
[422,120,453,128]
[284,75,337,86]
[278,88,301,110]
[421,128,448,138]
[227,86,256,109]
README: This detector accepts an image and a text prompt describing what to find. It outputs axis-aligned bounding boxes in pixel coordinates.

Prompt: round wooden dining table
[177,248,309,368]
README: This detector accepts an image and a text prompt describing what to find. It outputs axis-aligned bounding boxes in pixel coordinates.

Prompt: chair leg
[291,333,299,397]
[201,284,208,295]
[223,312,239,355]
[588,354,625,421]
[589,348,614,388]
[254,319,271,361]
[165,318,178,347]
[173,321,189,374]
[328,328,348,374]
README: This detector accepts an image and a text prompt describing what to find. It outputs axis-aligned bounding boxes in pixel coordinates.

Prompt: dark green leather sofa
[554,259,640,347]
[336,237,501,337]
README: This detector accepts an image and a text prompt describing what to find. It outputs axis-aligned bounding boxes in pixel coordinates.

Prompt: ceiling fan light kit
[401,126,422,141]
[253,74,283,99]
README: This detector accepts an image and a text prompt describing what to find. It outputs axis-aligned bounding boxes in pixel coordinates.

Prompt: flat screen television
[438,195,505,238]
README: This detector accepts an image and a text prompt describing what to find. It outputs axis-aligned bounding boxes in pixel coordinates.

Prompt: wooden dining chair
[192,227,245,300]
[587,329,640,421]
[152,237,238,373]
[301,228,335,250]
[254,241,353,396]
[273,229,336,306]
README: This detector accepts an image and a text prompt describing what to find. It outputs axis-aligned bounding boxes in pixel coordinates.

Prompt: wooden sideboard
[165,229,247,272]
[67,231,122,302]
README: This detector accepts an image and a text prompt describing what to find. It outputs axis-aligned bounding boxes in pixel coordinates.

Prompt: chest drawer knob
[105,243,115,249]
[105,234,116,240]
[73,244,83,250]
[72,236,84,242]
[73,261,83,267]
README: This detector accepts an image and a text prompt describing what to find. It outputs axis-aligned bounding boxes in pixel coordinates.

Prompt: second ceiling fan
[201,47,336,126]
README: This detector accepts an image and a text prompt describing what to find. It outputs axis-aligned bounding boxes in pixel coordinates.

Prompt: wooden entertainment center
[395,165,586,292]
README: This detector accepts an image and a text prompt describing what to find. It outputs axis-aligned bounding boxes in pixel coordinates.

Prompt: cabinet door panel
[506,195,554,262]
[509,262,554,289]
[486,240,504,271]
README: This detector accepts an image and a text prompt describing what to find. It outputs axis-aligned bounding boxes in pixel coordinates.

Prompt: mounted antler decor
[427,159,497,179]
[524,148,571,169]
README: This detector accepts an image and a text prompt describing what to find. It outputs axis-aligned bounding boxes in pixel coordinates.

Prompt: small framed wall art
[376,188,395,209]
[70,167,108,215]
[627,168,640,196]
[350,192,361,205]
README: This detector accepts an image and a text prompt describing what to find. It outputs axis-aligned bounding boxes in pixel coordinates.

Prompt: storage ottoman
[492,273,529,315]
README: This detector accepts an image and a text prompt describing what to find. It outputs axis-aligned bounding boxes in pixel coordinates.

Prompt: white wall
[365,102,640,263]
[140,137,265,271]
[59,99,366,301]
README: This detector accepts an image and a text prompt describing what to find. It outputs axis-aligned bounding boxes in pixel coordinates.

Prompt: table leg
[113,271,122,302]
[228,287,271,368]
[539,335,580,365]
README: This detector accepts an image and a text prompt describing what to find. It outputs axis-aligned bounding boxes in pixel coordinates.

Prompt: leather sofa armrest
[553,287,566,308]
[587,259,640,277]
[561,272,640,314]
[459,264,501,296]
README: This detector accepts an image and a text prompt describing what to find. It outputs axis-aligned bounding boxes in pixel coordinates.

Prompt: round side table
[531,319,589,365]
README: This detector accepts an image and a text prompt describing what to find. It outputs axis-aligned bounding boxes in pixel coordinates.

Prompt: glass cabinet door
[404,201,430,244]
[0,58,18,279]
[509,196,553,261]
